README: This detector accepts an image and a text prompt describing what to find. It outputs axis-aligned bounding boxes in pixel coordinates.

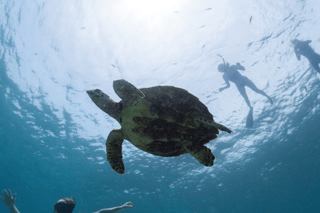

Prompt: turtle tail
[195,117,232,133]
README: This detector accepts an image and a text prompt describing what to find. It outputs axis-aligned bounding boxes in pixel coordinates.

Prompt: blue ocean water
[1,0,320,212]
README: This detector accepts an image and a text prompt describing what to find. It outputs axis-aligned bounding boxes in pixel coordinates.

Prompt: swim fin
[246,108,253,128]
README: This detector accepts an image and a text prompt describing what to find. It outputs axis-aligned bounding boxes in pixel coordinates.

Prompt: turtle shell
[119,85,219,157]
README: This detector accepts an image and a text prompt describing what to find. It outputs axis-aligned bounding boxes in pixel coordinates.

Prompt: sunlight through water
[1,0,320,212]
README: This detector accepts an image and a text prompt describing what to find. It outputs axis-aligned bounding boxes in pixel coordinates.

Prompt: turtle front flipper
[106,129,125,174]
[184,144,215,167]
[113,79,145,101]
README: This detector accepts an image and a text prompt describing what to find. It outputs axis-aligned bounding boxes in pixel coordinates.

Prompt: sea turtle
[87,79,232,174]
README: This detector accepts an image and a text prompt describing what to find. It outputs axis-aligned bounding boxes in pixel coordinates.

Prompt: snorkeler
[218,62,273,127]
[1,189,133,213]
[292,39,320,73]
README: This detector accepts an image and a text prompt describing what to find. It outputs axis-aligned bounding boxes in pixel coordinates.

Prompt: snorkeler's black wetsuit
[294,40,320,72]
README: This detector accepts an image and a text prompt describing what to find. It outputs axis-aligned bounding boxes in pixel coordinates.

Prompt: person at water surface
[292,39,320,73]
[1,189,133,213]
[217,61,273,128]
[218,62,273,109]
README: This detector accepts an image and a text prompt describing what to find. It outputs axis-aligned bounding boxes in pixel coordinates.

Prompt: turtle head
[113,79,145,102]
[86,89,122,122]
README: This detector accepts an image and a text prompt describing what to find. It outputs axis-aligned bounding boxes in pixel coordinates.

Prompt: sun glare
[121,0,181,18]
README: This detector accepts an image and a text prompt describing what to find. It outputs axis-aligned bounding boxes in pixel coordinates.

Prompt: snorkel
[217,54,225,65]
[217,54,227,72]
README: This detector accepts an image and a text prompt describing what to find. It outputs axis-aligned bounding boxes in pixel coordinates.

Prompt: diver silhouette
[292,39,320,73]
[218,62,273,128]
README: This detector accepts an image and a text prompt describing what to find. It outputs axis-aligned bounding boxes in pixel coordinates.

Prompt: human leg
[310,62,320,73]
[236,84,252,108]
[309,54,320,73]
[244,77,273,104]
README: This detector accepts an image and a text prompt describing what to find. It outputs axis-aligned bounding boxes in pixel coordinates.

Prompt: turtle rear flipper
[106,129,125,174]
[184,144,215,166]
[113,79,145,101]
[194,117,232,134]
[215,123,232,133]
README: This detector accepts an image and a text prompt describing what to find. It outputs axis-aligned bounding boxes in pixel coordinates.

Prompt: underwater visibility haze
[1,0,320,212]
